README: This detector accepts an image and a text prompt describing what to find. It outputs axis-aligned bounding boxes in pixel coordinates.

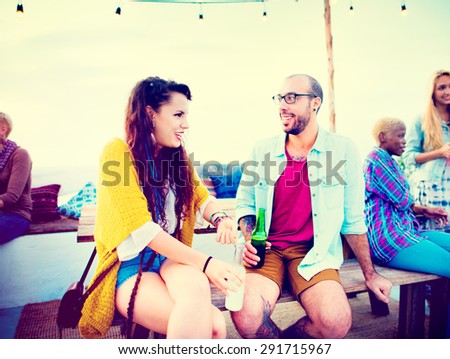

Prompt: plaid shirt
[363,147,421,264]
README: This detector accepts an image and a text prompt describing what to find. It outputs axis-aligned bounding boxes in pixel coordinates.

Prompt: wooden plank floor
[9,292,432,339]
[222,292,427,339]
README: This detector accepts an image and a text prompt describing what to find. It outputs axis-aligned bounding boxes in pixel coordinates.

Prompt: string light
[115,0,121,15]
[401,2,408,16]
[262,0,267,21]
[198,3,204,24]
[16,1,24,17]
[349,1,354,16]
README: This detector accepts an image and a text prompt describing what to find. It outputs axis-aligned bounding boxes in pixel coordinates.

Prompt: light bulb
[349,5,354,16]
[401,3,408,16]
[262,11,267,21]
[115,6,121,15]
[16,3,24,17]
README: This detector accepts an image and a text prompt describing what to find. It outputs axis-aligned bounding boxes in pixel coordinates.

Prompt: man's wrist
[363,268,378,281]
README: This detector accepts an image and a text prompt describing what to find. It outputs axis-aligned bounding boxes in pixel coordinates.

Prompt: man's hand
[242,240,271,267]
[344,233,393,304]
[364,272,393,304]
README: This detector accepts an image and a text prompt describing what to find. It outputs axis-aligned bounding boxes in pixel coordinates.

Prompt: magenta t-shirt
[268,150,314,250]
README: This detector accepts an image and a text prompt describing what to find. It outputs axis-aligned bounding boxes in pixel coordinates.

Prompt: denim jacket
[235,126,367,280]
[403,115,449,186]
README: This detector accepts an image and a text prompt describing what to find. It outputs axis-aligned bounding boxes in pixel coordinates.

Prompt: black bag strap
[82,252,118,301]
[80,246,157,305]
[80,247,97,284]
[57,247,118,338]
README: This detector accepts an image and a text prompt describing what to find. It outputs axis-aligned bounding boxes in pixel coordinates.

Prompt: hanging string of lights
[13,0,409,19]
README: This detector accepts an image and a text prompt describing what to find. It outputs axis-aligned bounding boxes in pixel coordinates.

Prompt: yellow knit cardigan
[78,138,209,338]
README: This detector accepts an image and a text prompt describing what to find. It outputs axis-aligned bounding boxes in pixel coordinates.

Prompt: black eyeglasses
[272,92,316,105]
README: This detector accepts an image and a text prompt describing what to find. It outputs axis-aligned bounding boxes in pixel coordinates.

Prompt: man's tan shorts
[245,242,342,302]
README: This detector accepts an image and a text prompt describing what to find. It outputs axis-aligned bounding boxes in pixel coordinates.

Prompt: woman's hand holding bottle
[203,257,244,296]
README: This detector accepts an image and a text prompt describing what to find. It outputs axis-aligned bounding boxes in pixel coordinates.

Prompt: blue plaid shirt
[364,147,421,264]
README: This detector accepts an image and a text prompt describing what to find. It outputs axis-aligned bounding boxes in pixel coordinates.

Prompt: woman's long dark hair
[125,76,194,234]
[123,77,195,336]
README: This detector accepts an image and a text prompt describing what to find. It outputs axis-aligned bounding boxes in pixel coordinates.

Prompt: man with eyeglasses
[231,74,392,339]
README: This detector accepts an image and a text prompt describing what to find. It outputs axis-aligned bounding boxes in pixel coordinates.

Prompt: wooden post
[428,278,450,338]
[398,283,426,338]
[324,0,336,133]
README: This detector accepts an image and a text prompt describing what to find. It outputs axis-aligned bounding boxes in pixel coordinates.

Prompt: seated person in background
[364,117,450,277]
[0,112,32,244]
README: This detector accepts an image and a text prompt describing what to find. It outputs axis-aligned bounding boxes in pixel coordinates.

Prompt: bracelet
[209,211,227,223]
[214,215,232,227]
[203,256,213,273]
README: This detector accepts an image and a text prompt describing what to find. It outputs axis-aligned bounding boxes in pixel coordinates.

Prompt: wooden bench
[211,259,448,339]
[26,216,79,236]
[77,203,449,339]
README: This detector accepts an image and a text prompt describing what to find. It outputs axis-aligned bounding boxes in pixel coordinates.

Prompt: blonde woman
[404,70,450,231]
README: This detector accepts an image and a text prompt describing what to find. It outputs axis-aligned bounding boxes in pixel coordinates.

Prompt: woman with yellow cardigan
[79,77,243,339]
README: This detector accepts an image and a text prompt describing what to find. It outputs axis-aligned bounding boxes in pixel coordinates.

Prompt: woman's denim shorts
[116,248,166,289]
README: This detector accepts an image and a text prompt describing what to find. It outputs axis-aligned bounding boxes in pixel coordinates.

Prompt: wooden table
[77,199,237,242]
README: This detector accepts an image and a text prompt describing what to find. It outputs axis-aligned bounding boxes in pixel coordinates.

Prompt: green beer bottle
[250,208,267,269]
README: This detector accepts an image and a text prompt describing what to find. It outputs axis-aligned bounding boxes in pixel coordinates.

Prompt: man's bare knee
[230,305,262,338]
[231,296,280,339]
[300,280,352,339]
[313,304,352,338]
[230,273,280,338]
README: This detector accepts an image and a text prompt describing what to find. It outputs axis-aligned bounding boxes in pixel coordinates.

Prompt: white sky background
[0,0,449,169]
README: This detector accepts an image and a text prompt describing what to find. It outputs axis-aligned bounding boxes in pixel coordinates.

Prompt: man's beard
[285,115,310,135]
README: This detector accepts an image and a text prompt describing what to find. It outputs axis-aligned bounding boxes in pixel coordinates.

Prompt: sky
[0,0,449,170]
